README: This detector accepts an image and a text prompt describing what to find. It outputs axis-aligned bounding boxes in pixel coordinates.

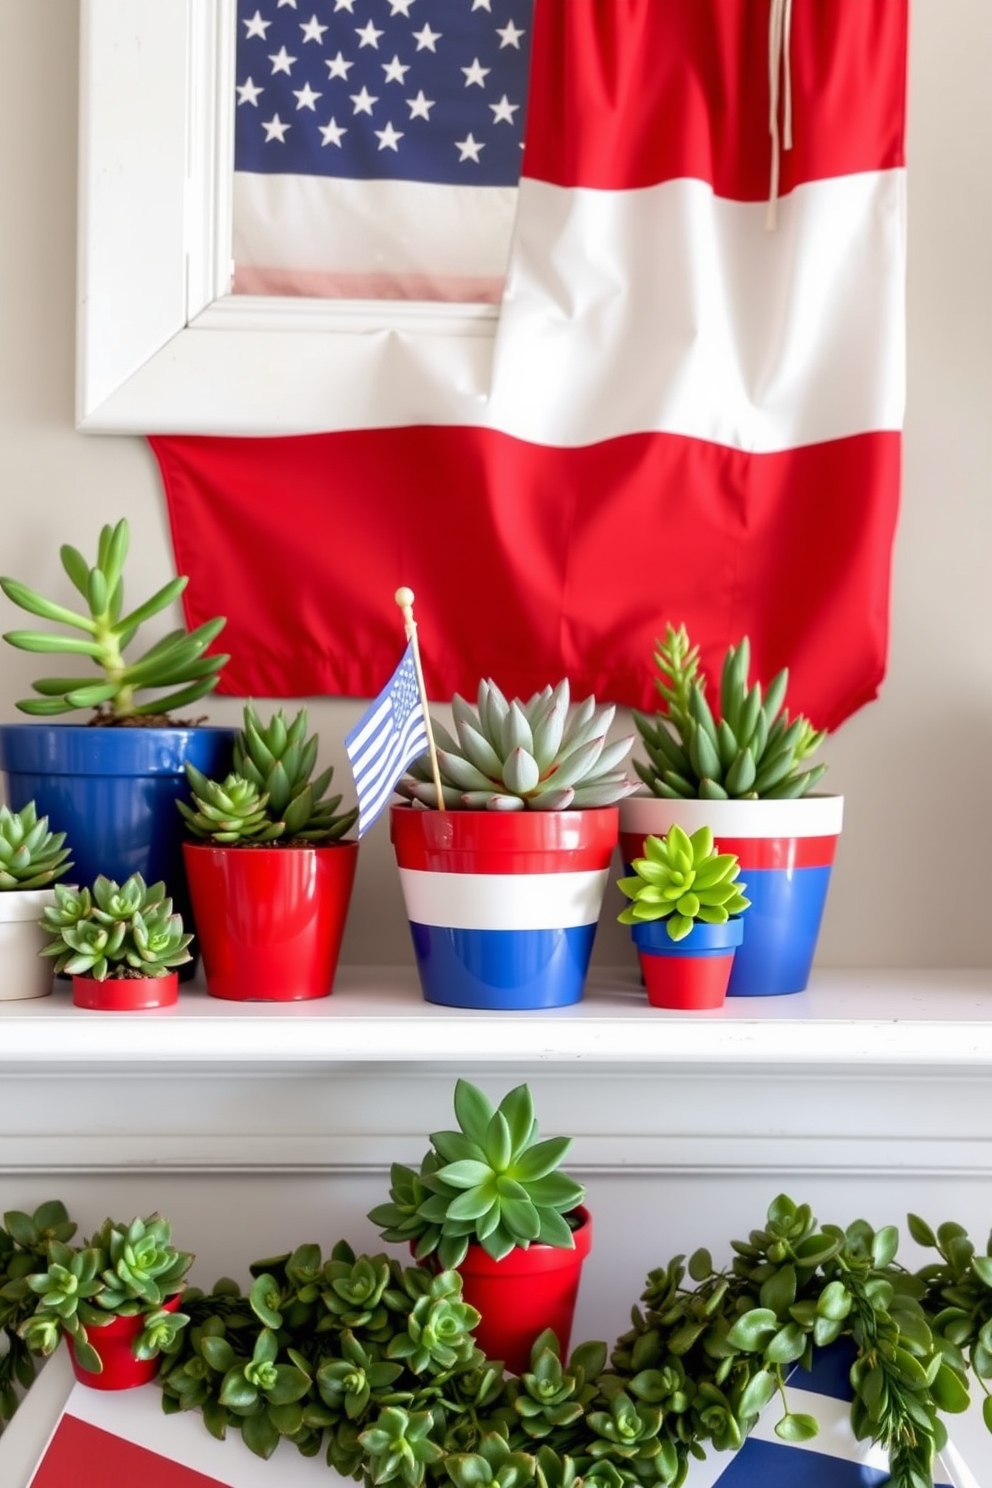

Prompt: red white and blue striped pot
[619,794,843,997]
[390,805,619,1010]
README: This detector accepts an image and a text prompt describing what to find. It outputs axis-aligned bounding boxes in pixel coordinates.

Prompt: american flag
[344,642,429,837]
[233,0,533,300]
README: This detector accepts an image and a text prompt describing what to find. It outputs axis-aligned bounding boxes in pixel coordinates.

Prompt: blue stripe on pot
[630,918,744,957]
[619,794,843,997]
[409,922,597,1008]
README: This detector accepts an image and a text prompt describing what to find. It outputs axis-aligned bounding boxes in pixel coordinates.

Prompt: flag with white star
[234,0,533,301]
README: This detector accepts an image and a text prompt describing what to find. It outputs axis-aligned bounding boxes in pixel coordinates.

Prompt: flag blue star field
[233,0,533,301]
[344,642,429,836]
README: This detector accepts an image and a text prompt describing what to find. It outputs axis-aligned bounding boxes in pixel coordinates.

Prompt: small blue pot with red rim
[620,794,843,996]
[632,917,744,1009]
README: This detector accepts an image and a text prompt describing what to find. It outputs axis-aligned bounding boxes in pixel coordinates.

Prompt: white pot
[0,888,57,1001]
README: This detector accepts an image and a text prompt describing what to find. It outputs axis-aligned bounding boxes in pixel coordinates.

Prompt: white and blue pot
[390,804,619,1009]
[620,793,843,996]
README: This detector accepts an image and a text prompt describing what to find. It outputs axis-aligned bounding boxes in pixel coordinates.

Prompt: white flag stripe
[344,644,429,838]
[748,1385,890,1470]
[234,174,517,302]
[356,723,428,829]
[492,171,906,453]
[397,867,610,930]
[352,702,427,790]
[346,694,392,760]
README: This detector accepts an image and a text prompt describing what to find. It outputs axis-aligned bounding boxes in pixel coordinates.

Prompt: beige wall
[1,2,989,970]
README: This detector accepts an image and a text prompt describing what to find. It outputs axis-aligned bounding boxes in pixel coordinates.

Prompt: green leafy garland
[3,1195,992,1488]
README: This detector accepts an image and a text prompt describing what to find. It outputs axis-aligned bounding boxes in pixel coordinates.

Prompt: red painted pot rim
[391,804,618,856]
[182,840,358,860]
[72,971,179,1011]
[457,1207,592,1277]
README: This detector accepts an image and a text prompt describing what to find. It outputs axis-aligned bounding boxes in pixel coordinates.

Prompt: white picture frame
[76,0,497,435]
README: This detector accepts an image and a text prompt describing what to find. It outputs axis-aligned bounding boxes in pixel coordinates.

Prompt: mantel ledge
[0,966,989,1068]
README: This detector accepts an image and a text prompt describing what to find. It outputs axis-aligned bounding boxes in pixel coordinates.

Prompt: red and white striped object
[154,0,907,725]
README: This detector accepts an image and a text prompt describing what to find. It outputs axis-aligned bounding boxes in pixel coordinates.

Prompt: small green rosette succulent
[0,801,72,890]
[617,825,750,942]
[38,873,193,980]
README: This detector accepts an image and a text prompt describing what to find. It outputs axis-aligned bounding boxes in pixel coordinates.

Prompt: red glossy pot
[183,841,358,1001]
[67,1294,181,1390]
[456,1207,592,1374]
[71,972,178,1011]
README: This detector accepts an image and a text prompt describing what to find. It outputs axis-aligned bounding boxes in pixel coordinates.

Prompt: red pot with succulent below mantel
[457,1207,593,1374]
[67,1294,183,1391]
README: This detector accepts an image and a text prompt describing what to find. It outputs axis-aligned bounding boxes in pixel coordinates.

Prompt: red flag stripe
[523,0,907,196]
[154,426,899,729]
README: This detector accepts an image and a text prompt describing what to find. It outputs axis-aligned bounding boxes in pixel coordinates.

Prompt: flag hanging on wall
[152,0,908,730]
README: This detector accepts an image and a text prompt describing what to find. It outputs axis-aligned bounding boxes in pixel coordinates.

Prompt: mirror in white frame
[77,0,499,436]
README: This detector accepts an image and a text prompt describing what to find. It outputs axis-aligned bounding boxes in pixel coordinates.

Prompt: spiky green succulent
[0,801,72,890]
[397,680,636,811]
[38,873,193,980]
[0,518,228,721]
[369,1080,586,1268]
[178,702,358,845]
[617,825,750,942]
[633,624,828,801]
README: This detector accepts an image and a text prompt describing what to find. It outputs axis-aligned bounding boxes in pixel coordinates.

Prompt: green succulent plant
[369,1080,586,1268]
[0,518,228,721]
[633,623,828,801]
[15,1213,192,1376]
[0,801,72,890]
[177,701,358,845]
[617,825,750,942]
[37,872,193,980]
[397,679,636,811]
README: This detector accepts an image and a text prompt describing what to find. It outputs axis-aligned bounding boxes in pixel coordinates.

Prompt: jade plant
[617,825,750,942]
[4,1191,992,1486]
[368,1080,586,1268]
[397,679,637,811]
[13,1213,192,1376]
[177,701,358,844]
[0,801,72,890]
[633,623,827,801]
[38,872,193,980]
[0,517,228,722]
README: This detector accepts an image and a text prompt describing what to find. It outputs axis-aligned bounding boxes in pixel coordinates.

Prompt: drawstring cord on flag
[766,0,794,231]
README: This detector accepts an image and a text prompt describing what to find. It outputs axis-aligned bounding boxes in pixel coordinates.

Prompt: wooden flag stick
[395,587,445,810]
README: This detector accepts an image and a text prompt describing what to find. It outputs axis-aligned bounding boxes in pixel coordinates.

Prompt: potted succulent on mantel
[622,624,843,997]
[38,872,193,1010]
[617,825,751,1009]
[15,1212,192,1391]
[0,518,236,959]
[368,1079,591,1375]
[177,701,359,1001]
[0,801,73,1002]
[391,678,637,1009]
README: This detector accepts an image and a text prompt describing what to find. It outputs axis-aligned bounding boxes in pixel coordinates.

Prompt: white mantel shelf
[1,966,989,1068]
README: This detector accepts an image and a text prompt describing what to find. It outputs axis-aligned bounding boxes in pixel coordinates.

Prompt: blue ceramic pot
[0,724,236,963]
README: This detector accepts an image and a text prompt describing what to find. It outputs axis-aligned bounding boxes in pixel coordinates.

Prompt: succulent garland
[633,624,827,801]
[398,680,637,811]
[3,1194,991,1488]
[0,518,228,721]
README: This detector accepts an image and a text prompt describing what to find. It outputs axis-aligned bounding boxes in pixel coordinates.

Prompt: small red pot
[67,1293,181,1390]
[183,840,358,1001]
[456,1207,592,1374]
[71,972,178,1011]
